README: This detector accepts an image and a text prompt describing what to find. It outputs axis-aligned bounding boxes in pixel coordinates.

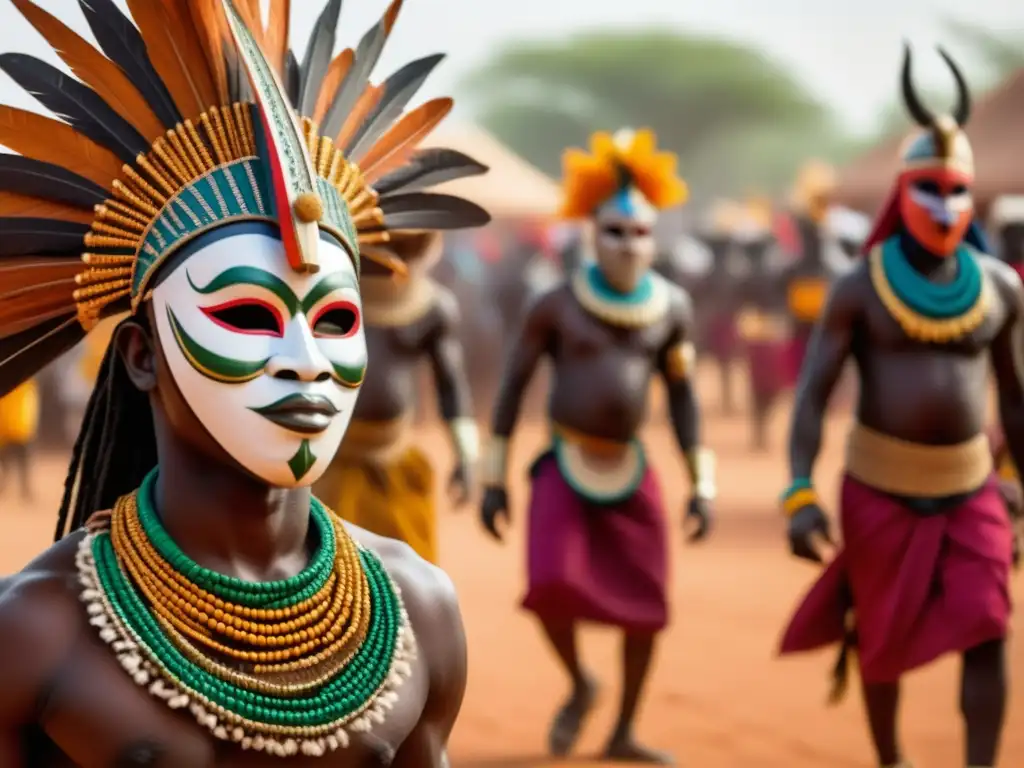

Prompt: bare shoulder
[979,255,1024,307]
[426,282,461,331]
[825,257,872,316]
[346,526,465,670]
[525,281,571,328]
[661,277,694,329]
[0,532,89,723]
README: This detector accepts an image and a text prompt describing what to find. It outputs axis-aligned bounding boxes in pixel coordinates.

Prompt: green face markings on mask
[167,306,270,383]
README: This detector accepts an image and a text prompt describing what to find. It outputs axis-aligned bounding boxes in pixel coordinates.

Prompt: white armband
[448,417,480,464]
[480,435,509,488]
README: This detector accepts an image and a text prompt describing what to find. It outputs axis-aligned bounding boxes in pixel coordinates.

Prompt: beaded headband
[0,0,491,395]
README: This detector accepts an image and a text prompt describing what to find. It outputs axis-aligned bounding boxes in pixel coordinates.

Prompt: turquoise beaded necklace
[77,471,416,758]
[880,236,983,319]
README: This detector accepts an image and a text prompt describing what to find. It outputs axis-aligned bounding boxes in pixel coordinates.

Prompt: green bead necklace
[76,471,416,758]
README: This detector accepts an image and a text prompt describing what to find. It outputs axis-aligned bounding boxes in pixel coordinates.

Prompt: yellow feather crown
[558,129,688,219]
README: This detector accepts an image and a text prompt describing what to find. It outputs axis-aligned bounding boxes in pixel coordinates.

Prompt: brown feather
[186,0,230,105]
[234,0,265,47]
[0,107,121,190]
[334,84,382,149]
[264,0,291,77]
[0,193,94,224]
[0,259,80,336]
[362,97,454,181]
[312,49,353,125]
[11,0,165,143]
[383,0,404,33]
[0,306,76,340]
[127,0,218,118]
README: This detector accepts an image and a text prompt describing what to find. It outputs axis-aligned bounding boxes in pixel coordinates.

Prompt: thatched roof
[835,69,1024,217]
[418,123,561,219]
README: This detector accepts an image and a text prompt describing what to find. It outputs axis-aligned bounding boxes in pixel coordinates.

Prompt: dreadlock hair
[54,316,157,542]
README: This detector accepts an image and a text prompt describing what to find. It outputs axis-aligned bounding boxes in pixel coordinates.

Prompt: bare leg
[961,639,1007,767]
[750,392,774,452]
[861,677,902,767]
[719,357,735,415]
[537,619,597,756]
[604,631,673,764]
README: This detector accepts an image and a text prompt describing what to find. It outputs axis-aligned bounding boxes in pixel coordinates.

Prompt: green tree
[456,30,840,194]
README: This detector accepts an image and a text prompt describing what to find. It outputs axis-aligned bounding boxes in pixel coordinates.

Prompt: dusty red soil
[1,367,1021,767]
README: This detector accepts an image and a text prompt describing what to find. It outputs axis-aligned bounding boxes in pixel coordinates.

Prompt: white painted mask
[151,222,366,487]
[592,186,659,294]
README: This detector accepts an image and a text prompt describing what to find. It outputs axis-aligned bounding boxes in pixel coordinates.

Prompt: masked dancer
[0,0,491,763]
[778,46,1022,768]
[313,228,481,565]
[735,197,790,451]
[480,129,715,764]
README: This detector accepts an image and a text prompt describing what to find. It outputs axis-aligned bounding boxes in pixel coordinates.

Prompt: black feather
[346,53,445,158]
[0,155,108,208]
[0,313,83,398]
[321,15,389,138]
[0,218,89,256]
[298,0,343,116]
[284,50,301,108]
[375,148,488,195]
[378,192,491,231]
[77,0,181,128]
[0,53,147,163]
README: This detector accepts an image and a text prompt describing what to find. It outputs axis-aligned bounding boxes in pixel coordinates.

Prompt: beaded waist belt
[845,422,992,498]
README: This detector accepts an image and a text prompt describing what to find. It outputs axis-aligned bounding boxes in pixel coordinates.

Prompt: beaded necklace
[570,261,670,328]
[77,470,415,758]
[870,236,989,343]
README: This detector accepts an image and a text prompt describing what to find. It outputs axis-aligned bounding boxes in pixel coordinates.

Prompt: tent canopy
[834,68,1024,218]
[419,122,561,219]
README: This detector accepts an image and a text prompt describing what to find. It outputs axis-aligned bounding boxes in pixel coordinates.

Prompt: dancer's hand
[788,504,833,564]
[480,486,509,542]
[447,461,474,507]
[685,496,713,542]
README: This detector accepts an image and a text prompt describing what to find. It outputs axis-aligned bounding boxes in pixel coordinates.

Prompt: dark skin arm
[391,557,468,767]
[425,289,475,505]
[657,292,713,541]
[786,267,863,561]
[986,263,1024,563]
[480,287,559,541]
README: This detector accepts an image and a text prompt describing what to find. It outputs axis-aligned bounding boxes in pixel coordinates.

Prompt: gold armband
[448,417,480,464]
[780,487,819,517]
[480,435,509,488]
[685,447,717,500]
[665,340,696,381]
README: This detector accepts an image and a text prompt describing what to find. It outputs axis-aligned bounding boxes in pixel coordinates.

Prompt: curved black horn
[937,46,971,125]
[900,42,934,127]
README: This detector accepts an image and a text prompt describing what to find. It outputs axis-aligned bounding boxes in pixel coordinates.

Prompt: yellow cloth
[0,379,39,445]
[314,446,437,564]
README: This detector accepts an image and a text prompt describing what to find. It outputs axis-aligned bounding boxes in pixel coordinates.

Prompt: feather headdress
[0,0,490,396]
[559,128,688,219]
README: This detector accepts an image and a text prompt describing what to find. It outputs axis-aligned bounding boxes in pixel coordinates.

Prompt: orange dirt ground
[0,367,1021,767]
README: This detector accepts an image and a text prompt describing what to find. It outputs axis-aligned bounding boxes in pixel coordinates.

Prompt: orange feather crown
[558,129,688,219]
[0,0,492,396]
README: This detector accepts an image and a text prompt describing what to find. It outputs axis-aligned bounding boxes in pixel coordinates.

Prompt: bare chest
[553,302,671,366]
[34,640,426,768]
[858,285,1006,356]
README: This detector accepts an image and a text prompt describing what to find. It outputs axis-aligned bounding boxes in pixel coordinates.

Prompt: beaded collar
[570,261,670,329]
[870,236,988,343]
[77,470,415,758]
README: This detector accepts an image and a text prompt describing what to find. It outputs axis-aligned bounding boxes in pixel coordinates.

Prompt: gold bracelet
[480,435,509,488]
[781,487,818,517]
[447,417,480,464]
[686,447,717,500]
[665,340,696,381]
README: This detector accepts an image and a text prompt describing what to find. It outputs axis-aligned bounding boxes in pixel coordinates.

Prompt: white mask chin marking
[151,226,366,487]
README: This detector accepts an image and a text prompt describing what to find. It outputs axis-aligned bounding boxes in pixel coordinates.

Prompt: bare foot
[547,674,598,757]
[603,736,675,764]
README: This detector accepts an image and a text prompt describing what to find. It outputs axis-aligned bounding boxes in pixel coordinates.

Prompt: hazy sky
[1,0,1022,136]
